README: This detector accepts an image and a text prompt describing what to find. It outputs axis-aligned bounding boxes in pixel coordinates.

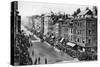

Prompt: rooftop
[77,9,93,16]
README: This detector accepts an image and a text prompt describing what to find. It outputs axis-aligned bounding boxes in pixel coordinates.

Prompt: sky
[18,1,93,19]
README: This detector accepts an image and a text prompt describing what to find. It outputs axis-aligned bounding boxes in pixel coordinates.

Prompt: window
[77,22,79,26]
[77,38,79,42]
[77,21,80,26]
[88,30,91,35]
[75,22,77,25]
[71,35,73,41]
[71,28,73,33]
[77,30,80,34]
[64,34,67,38]
[88,39,91,44]
[80,30,81,34]
[82,40,85,43]
[92,23,95,27]
[80,22,82,27]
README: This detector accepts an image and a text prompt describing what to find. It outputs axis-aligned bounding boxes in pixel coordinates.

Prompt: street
[11,2,98,65]
[22,24,74,64]
[28,38,74,64]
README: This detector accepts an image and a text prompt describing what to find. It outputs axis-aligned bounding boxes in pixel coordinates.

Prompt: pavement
[28,34,74,64]
[28,42,74,64]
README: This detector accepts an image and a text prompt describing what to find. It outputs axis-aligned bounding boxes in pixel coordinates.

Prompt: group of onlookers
[14,31,33,65]
[33,31,97,61]
[33,56,48,65]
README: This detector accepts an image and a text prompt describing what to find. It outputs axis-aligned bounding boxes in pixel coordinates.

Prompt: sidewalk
[44,41,61,53]
[56,58,79,64]
[22,25,72,59]
[31,35,41,43]
[33,35,41,41]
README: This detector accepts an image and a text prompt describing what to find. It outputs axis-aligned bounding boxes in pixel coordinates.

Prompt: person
[34,58,37,65]
[38,56,40,64]
[45,57,47,64]
[32,51,34,56]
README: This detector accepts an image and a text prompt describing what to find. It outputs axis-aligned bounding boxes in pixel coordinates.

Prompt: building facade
[60,9,97,51]
[72,10,97,51]
[43,15,53,35]
[32,15,44,34]
[61,19,74,42]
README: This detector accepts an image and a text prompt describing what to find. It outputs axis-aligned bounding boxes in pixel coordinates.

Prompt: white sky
[18,1,93,19]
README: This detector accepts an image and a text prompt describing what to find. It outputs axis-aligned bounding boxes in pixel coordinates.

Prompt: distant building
[61,19,73,41]
[43,15,49,35]
[32,15,44,34]
[53,18,63,37]
[43,15,53,35]
[54,23,60,37]
[31,9,97,52]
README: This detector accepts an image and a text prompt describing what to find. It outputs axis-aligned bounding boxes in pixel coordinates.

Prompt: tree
[85,7,89,10]
[72,8,81,17]
[76,8,81,15]
[72,12,77,18]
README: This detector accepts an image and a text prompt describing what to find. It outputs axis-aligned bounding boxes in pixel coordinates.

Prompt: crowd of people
[14,29,97,66]
[24,25,97,62]
[33,31,97,61]
[14,31,33,65]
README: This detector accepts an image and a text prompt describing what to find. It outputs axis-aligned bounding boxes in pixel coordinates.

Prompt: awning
[60,38,64,42]
[66,42,76,47]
